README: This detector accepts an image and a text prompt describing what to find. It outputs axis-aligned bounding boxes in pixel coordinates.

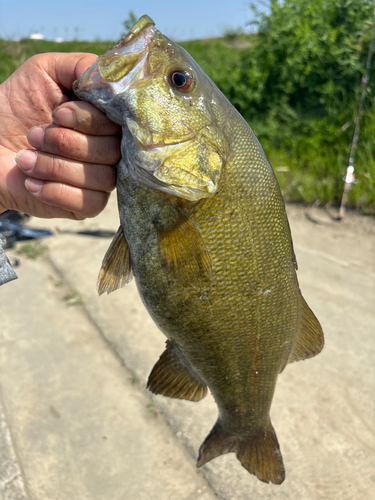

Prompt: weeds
[146,402,160,419]
[16,242,49,259]
[63,288,83,306]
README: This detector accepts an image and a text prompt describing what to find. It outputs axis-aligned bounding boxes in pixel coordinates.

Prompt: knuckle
[49,128,86,159]
[26,54,44,67]
[49,156,65,180]
[104,137,121,163]
[71,212,87,221]
[83,192,109,218]
[95,165,116,192]
[55,129,76,155]
[36,153,66,182]
[54,182,66,205]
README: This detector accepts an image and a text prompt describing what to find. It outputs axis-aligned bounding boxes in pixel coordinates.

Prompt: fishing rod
[338,14,375,220]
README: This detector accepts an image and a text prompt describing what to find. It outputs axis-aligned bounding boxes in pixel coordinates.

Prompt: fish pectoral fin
[288,294,324,364]
[158,207,212,282]
[197,420,285,485]
[147,340,208,402]
[97,226,133,296]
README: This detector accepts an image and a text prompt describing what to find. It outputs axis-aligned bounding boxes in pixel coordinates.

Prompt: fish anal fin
[288,294,324,364]
[197,421,285,485]
[147,340,207,402]
[158,207,212,282]
[97,226,133,296]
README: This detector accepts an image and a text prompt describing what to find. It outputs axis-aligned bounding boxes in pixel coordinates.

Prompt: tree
[222,0,375,208]
[122,11,138,35]
[236,0,375,122]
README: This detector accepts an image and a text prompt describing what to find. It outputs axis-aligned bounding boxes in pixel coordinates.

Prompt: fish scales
[73,15,324,485]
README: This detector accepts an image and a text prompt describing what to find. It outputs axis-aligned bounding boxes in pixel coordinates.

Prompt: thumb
[47,52,98,91]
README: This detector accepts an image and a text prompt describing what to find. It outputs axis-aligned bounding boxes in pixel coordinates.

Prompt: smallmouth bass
[73,15,324,485]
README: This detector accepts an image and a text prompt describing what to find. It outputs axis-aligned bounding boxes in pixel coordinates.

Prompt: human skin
[0,52,121,220]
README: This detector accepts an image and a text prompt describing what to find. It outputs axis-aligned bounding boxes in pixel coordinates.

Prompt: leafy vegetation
[122,11,138,36]
[225,0,375,211]
[1,1,374,211]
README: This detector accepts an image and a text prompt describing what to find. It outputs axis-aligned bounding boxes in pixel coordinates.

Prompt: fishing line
[338,8,375,220]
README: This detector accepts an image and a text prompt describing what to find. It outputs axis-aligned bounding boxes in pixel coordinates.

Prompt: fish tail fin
[197,420,285,485]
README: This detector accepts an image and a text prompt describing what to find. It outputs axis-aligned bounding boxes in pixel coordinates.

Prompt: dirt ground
[1,196,374,500]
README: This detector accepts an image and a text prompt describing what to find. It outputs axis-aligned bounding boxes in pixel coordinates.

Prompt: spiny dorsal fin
[147,340,207,402]
[97,226,132,296]
[197,420,285,485]
[158,207,212,282]
[288,294,324,363]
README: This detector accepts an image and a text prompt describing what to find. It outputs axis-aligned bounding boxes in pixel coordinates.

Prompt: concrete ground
[0,196,374,500]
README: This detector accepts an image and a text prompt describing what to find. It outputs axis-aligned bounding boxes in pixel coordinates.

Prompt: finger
[16,149,116,192]
[45,52,99,90]
[2,164,99,220]
[27,124,121,165]
[52,101,121,136]
[25,178,110,219]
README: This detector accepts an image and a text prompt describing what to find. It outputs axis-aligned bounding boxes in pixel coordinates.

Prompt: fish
[73,15,324,485]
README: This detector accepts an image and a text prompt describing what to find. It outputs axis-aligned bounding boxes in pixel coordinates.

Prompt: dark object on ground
[0,211,53,248]
[57,229,116,238]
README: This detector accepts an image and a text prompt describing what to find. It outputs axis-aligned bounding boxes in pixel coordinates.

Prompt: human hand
[0,53,121,219]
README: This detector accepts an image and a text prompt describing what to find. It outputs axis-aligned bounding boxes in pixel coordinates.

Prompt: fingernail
[53,106,75,128]
[15,149,37,172]
[25,178,44,194]
[27,126,45,149]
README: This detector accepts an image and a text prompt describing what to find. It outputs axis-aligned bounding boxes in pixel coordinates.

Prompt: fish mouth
[128,161,219,201]
[126,133,221,201]
[73,15,156,105]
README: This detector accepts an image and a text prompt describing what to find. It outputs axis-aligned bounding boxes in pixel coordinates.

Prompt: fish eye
[169,69,194,92]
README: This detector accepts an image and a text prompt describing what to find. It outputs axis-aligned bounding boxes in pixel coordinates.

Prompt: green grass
[63,288,84,306]
[16,242,49,259]
[0,35,253,85]
[1,35,373,212]
[0,39,113,83]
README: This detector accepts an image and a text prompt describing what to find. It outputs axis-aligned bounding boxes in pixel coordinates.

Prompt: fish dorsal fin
[288,294,324,364]
[158,207,212,282]
[97,226,133,296]
[147,340,208,402]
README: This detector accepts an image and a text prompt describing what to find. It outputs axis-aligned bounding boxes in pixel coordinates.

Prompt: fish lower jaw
[157,183,216,201]
[129,165,216,201]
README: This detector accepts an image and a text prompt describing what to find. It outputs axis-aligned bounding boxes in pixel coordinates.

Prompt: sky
[0,0,257,42]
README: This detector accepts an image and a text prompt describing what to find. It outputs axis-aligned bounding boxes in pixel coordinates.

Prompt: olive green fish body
[118,105,298,416]
[73,15,324,485]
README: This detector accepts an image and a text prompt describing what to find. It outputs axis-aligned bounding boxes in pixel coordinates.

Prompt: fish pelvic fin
[288,294,324,364]
[147,340,207,402]
[97,226,133,296]
[157,206,212,282]
[197,421,285,485]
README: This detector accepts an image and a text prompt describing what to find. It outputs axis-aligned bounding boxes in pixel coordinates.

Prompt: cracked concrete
[0,393,28,500]
[1,197,374,500]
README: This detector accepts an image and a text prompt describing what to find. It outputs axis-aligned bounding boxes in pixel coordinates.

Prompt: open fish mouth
[73,15,156,104]
[73,14,223,201]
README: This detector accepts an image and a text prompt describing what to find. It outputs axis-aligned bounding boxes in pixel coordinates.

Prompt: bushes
[224,0,375,210]
[1,3,374,210]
